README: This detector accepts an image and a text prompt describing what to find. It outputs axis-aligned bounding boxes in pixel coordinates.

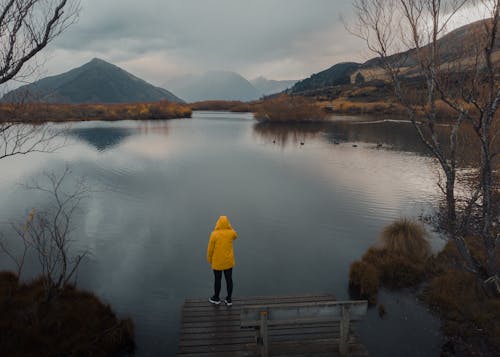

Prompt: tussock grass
[349,219,430,303]
[0,101,192,123]
[189,100,255,112]
[423,236,500,352]
[379,218,431,261]
[254,95,327,122]
[349,261,380,304]
[0,272,135,356]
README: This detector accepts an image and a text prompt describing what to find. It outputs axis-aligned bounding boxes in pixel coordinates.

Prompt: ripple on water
[0,113,444,356]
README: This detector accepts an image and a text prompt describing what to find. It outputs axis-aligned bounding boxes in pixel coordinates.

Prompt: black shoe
[209,296,221,305]
[224,298,232,306]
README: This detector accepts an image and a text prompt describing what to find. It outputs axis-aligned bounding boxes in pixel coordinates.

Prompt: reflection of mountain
[69,127,133,151]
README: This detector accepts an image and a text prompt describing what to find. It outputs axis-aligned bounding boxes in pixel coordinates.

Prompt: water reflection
[253,121,332,147]
[254,117,492,167]
[0,113,446,356]
[69,126,133,151]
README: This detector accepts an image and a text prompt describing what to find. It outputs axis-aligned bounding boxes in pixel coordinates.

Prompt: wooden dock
[178,294,368,356]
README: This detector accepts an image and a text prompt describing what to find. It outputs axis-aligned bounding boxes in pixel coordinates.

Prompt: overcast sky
[29,0,366,85]
[16,0,487,88]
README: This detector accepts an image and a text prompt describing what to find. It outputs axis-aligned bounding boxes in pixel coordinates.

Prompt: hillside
[289,19,500,97]
[289,62,361,95]
[251,77,298,96]
[167,71,261,102]
[2,58,183,104]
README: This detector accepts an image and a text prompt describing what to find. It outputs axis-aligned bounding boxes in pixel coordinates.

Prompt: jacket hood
[214,215,233,230]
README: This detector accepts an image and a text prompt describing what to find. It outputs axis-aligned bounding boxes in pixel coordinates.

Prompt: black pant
[213,268,233,300]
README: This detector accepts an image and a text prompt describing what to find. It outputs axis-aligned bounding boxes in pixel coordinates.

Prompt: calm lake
[0,111,446,356]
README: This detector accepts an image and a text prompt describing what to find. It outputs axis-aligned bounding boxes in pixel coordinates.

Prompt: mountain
[363,19,500,71]
[289,62,361,94]
[167,71,261,102]
[2,58,183,104]
[250,77,298,96]
[289,19,500,96]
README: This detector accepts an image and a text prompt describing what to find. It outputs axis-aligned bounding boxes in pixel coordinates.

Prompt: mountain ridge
[167,71,261,102]
[2,58,184,104]
[289,19,500,95]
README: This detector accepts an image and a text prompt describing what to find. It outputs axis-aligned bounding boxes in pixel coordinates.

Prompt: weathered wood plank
[241,300,368,327]
[184,293,335,304]
[181,326,344,339]
[180,334,355,347]
[178,294,367,357]
[183,294,336,308]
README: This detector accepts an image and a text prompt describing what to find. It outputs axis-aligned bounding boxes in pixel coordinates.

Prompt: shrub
[189,100,255,112]
[254,95,327,122]
[0,101,192,122]
[361,247,427,288]
[0,272,135,356]
[379,218,430,262]
[349,219,431,303]
[349,260,380,303]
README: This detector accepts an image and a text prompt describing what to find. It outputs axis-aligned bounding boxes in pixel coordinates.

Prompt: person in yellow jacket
[207,215,238,306]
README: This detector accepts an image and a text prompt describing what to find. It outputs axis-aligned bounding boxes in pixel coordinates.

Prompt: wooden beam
[241,300,367,328]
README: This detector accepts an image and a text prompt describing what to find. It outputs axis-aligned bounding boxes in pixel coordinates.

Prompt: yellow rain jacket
[207,216,238,271]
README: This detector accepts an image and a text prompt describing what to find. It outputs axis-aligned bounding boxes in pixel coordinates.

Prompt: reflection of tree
[253,122,332,148]
[137,122,169,136]
[69,127,132,151]
[254,119,486,167]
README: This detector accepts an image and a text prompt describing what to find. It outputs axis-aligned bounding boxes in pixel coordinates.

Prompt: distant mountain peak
[89,57,105,64]
[166,70,261,102]
[2,59,184,104]
[250,77,299,96]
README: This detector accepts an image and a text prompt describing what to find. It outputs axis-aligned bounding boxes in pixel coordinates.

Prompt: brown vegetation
[254,95,328,122]
[349,219,430,303]
[350,218,500,354]
[0,271,135,356]
[189,100,255,112]
[324,97,479,119]
[0,101,192,123]
[423,238,500,353]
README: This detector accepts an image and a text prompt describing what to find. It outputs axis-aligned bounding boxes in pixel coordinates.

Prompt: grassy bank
[190,96,479,122]
[189,100,255,112]
[349,219,500,355]
[0,101,192,123]
[0,271,134,356]
[254,95,327,122]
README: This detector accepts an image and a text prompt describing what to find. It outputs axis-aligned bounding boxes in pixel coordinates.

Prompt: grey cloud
[44,0,363,83]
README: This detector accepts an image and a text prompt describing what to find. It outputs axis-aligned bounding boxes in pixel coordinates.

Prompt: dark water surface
[0,112,445,356]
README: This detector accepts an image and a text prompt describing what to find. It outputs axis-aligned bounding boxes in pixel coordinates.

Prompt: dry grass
[254,95,327,122]
[423,266,500,352]
[349,219,430,303]
[189,100,255,112]
[349,261,380,304]
[0,272,135,356]
[379,219,431,262]
[0,101,192,123]
[328,98,406,115]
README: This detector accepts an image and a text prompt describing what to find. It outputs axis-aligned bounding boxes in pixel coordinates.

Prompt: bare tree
[0,0,80,160]
[350,0,499,292]
[0,0,80,85]
[0,166,89,300]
